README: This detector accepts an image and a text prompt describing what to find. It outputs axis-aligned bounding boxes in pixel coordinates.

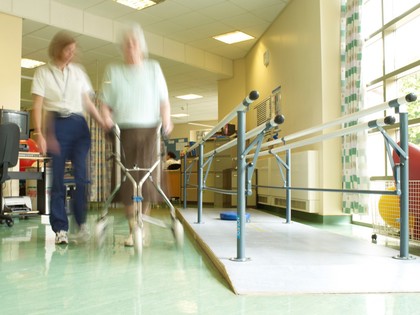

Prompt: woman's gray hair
[117,22,149,58]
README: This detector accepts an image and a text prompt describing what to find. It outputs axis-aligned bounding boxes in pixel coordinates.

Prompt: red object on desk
[19,139,40,171]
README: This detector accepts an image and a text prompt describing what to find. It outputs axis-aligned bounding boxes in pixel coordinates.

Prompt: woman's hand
[160,100,173,136]
[46,135,61,155]
[103,116,115,131]
[162,120,174,136]
[34,133,47,155]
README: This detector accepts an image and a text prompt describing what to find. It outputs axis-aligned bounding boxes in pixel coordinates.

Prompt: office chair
[167,163,181,170]
[0,122,20,227]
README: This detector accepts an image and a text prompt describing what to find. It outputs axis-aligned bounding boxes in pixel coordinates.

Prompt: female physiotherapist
[31,31,104,245]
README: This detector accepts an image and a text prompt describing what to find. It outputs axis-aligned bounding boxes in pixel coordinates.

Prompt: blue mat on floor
[220,211,250,222]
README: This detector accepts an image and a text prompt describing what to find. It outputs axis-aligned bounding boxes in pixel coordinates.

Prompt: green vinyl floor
[1,206,420,315]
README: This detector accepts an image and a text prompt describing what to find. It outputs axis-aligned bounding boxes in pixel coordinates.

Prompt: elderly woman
[100,23,173,247]
[32,31,104,245]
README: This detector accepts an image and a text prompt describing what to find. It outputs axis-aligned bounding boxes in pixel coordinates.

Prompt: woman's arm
[160,99,173,136]
[32,94,47,154]
[83,93,106,129]
[100,101,115,130]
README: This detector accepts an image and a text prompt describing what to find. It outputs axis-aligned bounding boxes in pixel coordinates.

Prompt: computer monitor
[222,123,235,136]
[0,109,30,140]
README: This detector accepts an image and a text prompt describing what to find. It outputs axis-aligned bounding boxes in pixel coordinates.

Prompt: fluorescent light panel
[175,94,203,100]
[21,58,45,69]
[213,31,254,44]
[113,0,162,10]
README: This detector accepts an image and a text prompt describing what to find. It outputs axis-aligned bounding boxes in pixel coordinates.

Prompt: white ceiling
[20,0,290,124]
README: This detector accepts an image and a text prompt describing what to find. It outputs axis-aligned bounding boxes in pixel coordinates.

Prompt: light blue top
[100,59,169,128]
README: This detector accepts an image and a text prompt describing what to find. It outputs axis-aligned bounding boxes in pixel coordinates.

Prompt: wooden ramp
[176,207,420,295]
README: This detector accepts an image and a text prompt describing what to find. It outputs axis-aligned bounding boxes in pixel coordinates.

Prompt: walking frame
[95,124,184,255]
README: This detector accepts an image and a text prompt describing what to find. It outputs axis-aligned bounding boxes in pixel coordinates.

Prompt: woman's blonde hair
[48,31,76,61]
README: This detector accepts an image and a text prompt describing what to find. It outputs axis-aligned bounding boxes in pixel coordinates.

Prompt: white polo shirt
[31,62,93,116]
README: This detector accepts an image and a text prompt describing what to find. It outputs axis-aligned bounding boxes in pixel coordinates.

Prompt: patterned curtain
[340,0,368,214]
[87,99,110,205]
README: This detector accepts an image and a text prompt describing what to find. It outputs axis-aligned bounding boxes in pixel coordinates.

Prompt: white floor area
[176,207,420,295]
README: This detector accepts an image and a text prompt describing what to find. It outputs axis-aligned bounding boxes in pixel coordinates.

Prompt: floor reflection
[1,208,420,315]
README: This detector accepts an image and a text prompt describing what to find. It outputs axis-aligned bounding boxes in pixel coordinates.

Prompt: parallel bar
[203,114,284,159]
[204,186,237,195]
[255,117,395,158]
[285,149,291,223]
[188,91,259,152]
[254,185,399,195]
[260,93,416,149]
[396,106,411,259]
[182,154,187,209]
[235,110,247,261]
[196,143,204,223]
[181,91,416,263]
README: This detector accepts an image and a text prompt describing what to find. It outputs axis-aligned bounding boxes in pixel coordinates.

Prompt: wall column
[0,12,22,110]
[0,12,22,197]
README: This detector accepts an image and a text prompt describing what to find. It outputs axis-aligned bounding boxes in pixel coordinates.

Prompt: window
[354,1,419,224]
[363,1,420,178]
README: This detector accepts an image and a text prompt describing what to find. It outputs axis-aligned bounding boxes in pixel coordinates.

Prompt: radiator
[257,150,320,213]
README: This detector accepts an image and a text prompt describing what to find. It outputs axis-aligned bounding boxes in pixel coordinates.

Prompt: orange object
[392,142,420,180]
[19,138,40,171]
[378,187,414,229]
[378,184,420,240]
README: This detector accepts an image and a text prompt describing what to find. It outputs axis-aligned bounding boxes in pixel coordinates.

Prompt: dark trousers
[49,114,91,233]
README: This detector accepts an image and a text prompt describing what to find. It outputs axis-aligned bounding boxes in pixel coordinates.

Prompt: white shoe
[70,224,91,244]
[55,230,69,245]
[78,224,91,242]
[143,225,151,247]
[124,234,134,247]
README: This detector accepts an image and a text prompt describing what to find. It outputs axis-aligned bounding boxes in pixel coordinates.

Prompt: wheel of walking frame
[371,233,377,243]
[173,219,184,249]
[133,225,143,256]
[6,218,14,227]
[95,217,108,249]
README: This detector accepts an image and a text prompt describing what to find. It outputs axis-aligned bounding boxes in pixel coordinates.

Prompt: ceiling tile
[53,0,107,10]
[138,1,191,20]
[168,11,215,29]
[83,1,136,19]
[198,2,246,21]
[253,2,289,22]
[171,0,226,11]
[19,0,290,122]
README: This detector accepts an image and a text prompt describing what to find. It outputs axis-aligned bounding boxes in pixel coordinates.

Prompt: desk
[165,170,181,200]
[7,153,51,214]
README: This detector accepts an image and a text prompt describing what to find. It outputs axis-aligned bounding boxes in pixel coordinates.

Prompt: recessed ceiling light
[171,113,189,118]
[213,31,254,44]
[21,58,45,69]
[113,0,164,10]
[175,94,203,100]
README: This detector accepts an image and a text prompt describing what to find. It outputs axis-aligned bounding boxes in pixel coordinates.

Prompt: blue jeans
[49,114,91,233]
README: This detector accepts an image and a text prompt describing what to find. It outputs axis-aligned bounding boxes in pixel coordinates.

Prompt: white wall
[218,0,343,216]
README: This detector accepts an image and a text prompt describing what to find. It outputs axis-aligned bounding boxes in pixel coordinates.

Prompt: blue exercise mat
[220,211,251,222]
